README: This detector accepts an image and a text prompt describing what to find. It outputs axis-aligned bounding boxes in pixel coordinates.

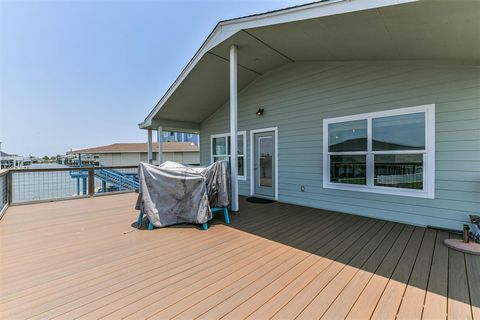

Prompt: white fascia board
[219,0,416,32]
[141,0,417,127]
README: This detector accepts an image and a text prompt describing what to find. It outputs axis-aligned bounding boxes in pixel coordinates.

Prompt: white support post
[147,129,153,164]
[229,44,239,212]
[157,126,163,165]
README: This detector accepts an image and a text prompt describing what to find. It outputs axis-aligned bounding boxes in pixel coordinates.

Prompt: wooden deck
[0,193,478,320]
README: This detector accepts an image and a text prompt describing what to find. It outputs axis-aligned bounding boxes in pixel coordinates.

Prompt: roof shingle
[69,142,199,154]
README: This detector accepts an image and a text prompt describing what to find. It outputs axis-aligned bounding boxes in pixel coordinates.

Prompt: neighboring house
[162,131,199,145]
[61,153,99,166]
[139,0,480,230]
[68,142,200,166]
[0,151,27,169]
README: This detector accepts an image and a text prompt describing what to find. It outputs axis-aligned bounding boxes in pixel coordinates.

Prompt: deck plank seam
[315,221,401,319]
[14,206,312,318]
[63,206,334,319]
[35,240,280,319]
[367,226,418,319]
[286,220,382,319]
[141,214,367,319]
[138,211,353,320]
[1,202,300,298]
[256,218,375,319]
[1,227,237,298]
[463,246,475,320]
[189,214,361,320]
[323,223,407,319]
[392,228,427,319]
[25,228,284,319]
[267,218,378,319]
[420,230,438,320]
[302,221,396,319]
[235,215,366,319]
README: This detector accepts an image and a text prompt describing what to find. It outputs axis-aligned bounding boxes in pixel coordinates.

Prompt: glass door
[254,131,275,199]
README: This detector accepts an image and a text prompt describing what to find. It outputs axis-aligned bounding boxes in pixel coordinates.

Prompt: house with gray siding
[162,131,199,145]
[139,0,480,231]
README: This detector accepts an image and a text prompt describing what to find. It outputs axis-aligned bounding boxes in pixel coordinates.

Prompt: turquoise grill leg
[204,207,230,230]
[224,208,230,224]
[148,222,154,230]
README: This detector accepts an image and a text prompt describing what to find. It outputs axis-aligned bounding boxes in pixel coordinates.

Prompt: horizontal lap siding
[200,62,480,230]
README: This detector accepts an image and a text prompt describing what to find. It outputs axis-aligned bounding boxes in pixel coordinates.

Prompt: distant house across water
[68,142,199,166]
[162,132,199,145]
[0,151,29,169]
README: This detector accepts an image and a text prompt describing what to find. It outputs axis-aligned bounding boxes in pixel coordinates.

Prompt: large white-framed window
[323,105,435,199]
[211,131,247,180]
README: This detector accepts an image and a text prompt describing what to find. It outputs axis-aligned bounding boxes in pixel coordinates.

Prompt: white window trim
[211,131,247,180]
[322,104,435,199]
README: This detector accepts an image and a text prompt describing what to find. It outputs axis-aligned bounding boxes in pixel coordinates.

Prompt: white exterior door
[253,131,276,199]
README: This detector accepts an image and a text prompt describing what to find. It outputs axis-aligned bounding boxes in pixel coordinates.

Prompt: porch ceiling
[142,0,480,130]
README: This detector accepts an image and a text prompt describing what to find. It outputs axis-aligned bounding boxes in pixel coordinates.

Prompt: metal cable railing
[0,170,8,218]
[7,165,138,205]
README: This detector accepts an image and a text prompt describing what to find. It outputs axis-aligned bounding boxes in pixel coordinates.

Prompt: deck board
[319,223,405,320]
[0,193,477,320]
[80,207,337,319]
[422,230,449,320]
[295,222,396,319]
[272,220,381,319]
[370,227,425,320]
[345,224,414,319]
[396,228,437,320]
[448,234,473,320]
[465,254,480,320]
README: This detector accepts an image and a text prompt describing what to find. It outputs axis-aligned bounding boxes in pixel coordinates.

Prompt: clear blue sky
[0,0,311,157]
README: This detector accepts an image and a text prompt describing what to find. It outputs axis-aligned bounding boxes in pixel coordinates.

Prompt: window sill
[323,182,434,199]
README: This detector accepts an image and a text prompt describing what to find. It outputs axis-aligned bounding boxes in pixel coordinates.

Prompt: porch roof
[68,142,199,154]
[140,0,480,131]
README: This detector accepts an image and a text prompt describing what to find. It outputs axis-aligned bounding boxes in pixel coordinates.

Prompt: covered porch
[139,0,480,216]
[1,193,478,319]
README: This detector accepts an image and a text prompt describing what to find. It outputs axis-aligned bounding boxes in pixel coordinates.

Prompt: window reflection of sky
[329,113,425,151]
[373,113,425,150]
[328,120,367,152]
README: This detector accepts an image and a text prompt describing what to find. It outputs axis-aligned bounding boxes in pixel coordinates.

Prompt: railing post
[88,169,95,197]
[7,170,12,205]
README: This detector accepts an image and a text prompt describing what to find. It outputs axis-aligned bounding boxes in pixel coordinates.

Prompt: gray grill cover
[135,161,229,227]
